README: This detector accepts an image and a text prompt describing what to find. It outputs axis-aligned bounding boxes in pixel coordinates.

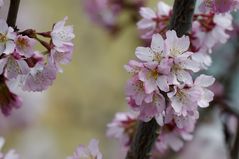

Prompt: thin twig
[7,0,20,28]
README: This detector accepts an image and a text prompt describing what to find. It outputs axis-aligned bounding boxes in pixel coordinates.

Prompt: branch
[125,1,196,159]
[126,119,159,159]
[7,0,20,28]
[169,0,196,37]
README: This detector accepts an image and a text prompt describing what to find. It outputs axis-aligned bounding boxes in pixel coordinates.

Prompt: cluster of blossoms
[199,0,239,13]
[137,1,233,68]
[107,30,215,153]
[0,137,19,159]
[0,17,74,116]
[84,0,145,33]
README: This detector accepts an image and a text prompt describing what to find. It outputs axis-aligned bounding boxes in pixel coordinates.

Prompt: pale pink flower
[22,61,57,92]
[135,34,165,63]
[51,17,75,52]
[164,106,198,131]
[84,0,120,31]
[0,19,16,55]
[50,48,73,73]
[125,76,150,106]
[155,127,193,153]
[167,85,201,116]
[191,13,233,56]
[0,55,30,79]
[137,92,166,125]
[138,63,170,93]
[15,35,36,58]
[107,112,137,147]
[199,0,239,13]
[137,1,171,39]
[194,74,215,108]
[67,139,103,159]
[124,60,144,74]
[165,30,200,84]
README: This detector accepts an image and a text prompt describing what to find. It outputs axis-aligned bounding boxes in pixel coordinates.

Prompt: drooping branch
[7,0,20,28]
[169,0,196,36]
[125,1,196,159]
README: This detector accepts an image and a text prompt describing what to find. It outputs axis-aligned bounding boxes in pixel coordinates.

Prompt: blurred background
[0,0,237,159]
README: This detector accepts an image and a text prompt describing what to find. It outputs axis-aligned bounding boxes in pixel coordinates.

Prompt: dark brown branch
[169,0,196,37]
[125,1,196,159]
[7,0,20,28]
[126,119,159,159]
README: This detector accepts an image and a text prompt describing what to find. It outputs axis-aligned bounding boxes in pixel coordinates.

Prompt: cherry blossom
[51,17,74,52]
[199,0,239,13]
[137,1,171,39]
[15,35,36,58]
[67,139,103,159]
[22,61,57,92]
[0,19,16,55]
[107,112,137,146]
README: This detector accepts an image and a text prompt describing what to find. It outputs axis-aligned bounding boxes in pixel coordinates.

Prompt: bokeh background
[0,0,235,159]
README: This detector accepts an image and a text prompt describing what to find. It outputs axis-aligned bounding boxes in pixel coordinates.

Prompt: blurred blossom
[198,0,239,13]
[67,139,103,159]
[0,137,19,159]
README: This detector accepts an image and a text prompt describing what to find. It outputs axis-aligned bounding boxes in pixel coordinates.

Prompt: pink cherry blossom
[199,0,239,13]
[0,55,30,79]
[138,63,170,93]
[167,85,201,116]
[125,75,150,106]
[22,61,57,92]
[67,139,103,159]
[165,30,200,84]
[124,60,144,74]
[15,35,36,58]
[137,92,165,125]
[107,112,137,147]
[84,0,119,29]
[194,74,215,108]
[0,19,16,55]
[155,126,193,153]
[51,17,75,52]
[50,48,73,73]
[137,1,171,39]
[135,34,165,63]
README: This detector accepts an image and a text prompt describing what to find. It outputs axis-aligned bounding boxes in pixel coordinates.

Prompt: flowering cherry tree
[2,0,239,159]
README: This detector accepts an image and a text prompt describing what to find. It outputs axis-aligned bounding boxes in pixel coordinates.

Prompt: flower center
[16,37,29,50]
[153,53,162,62]
[0,33,7,43]
[170,48,182,57]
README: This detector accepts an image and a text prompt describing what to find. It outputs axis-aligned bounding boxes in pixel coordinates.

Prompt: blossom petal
[135,47,154,62]
[195,74,215,87]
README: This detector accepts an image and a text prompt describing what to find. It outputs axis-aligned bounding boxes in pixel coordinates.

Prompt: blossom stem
[7,0,20,28]
[125,1,196,159]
